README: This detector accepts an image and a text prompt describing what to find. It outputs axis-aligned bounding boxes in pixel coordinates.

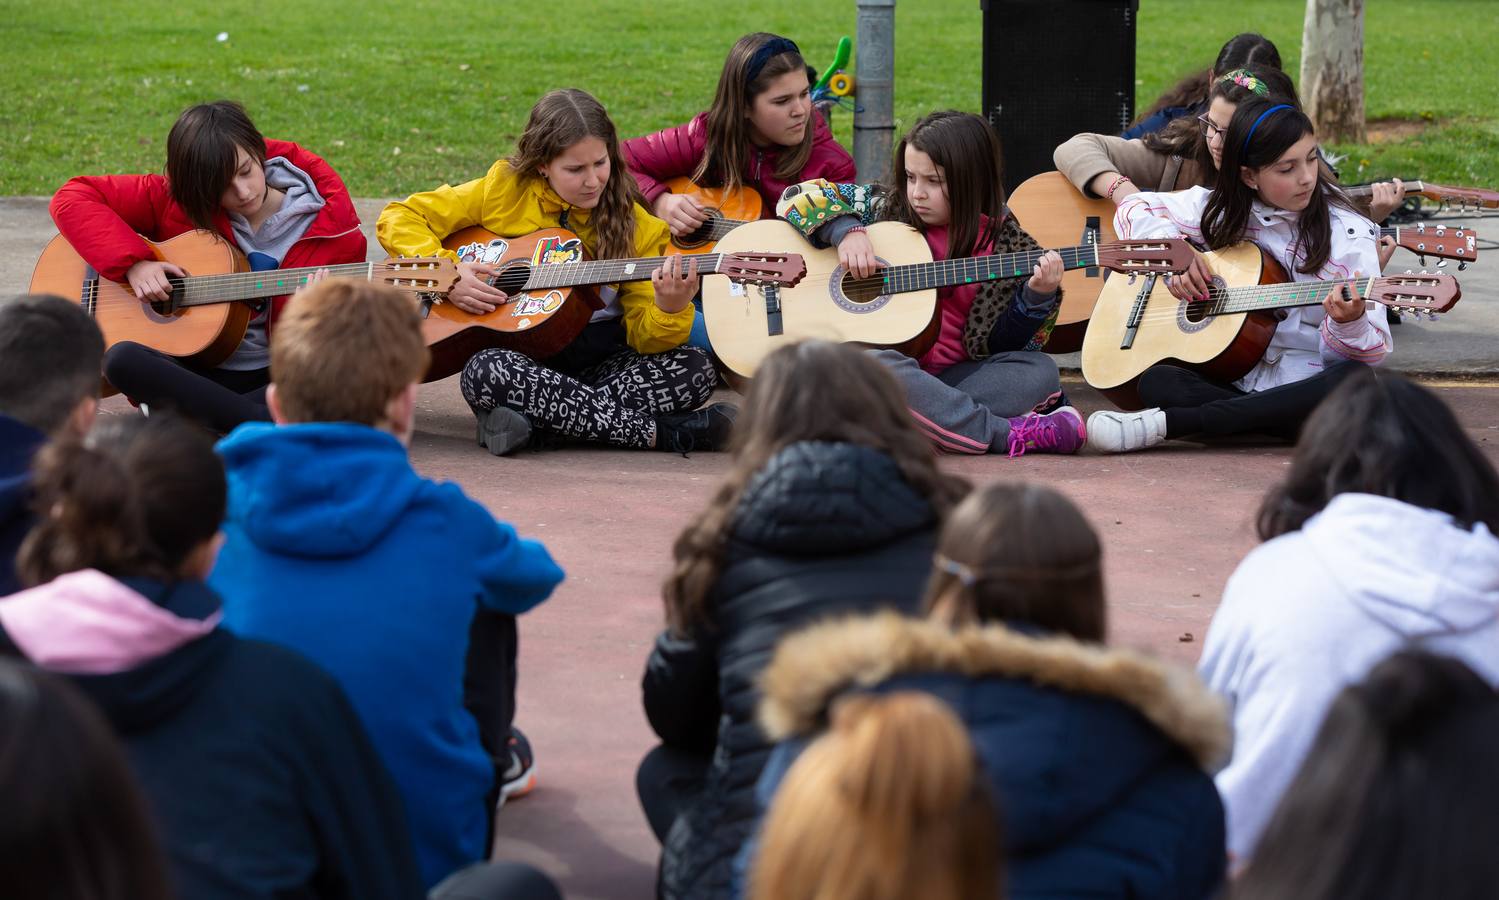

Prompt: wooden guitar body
[30,230,252,387]
[662,176,763,254]
[1081,242,1284,409]
[1007,171,1119,353]
[701,219,938,379]
[421,226,601,381]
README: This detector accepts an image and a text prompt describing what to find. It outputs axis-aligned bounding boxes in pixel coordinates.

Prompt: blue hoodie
[210,422,564,888]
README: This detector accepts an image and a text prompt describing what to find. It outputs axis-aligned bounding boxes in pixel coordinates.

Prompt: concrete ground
[9,198,1499,898]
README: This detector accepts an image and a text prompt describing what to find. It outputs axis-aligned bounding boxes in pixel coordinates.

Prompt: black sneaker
[654,402,738,455]
[474,406,531,456]
[496,727,537,811]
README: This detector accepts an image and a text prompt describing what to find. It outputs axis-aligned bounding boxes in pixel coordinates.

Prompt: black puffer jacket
[643,441,941,900]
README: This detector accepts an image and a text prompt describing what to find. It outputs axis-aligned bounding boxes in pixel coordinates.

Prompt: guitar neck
[173,262,390,308]
[875,244,1100,296]
[521,253,726,290]
[1345,180,1424,199]
[1205,276,1379,315]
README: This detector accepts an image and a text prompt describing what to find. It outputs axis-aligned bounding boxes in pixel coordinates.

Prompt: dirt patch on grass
[1366,118,1436,144]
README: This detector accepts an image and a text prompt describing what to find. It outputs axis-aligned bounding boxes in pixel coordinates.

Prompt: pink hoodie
[0,569,219,674]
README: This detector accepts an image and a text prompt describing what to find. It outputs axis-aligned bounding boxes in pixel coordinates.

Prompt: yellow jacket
[377,159,693,354]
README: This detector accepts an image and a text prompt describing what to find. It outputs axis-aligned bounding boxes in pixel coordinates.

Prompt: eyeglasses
[1198,115,1228,141]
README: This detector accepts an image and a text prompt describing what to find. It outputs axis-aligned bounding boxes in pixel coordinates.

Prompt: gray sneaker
[474,406,532,456]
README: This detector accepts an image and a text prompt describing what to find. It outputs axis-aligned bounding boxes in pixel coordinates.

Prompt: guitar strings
[78,262,456,308]
[1110,277,1447,325]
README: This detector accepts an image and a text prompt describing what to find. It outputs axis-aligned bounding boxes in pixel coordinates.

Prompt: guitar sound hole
[683,211,722,245]
[1183,300,1210,324]
[494,264,531,296]
[840,272,886,304]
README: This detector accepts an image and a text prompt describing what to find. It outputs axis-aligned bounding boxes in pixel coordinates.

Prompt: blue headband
[1242,103,1294,154]
[745,37,801,85]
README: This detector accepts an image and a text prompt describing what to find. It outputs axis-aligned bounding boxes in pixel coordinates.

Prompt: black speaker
[980,0,1139,193]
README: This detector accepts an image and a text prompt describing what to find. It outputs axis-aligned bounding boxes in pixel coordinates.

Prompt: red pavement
[106,377,1499,900]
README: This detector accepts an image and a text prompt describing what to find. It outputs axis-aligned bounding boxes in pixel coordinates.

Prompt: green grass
[3,0,1495,196]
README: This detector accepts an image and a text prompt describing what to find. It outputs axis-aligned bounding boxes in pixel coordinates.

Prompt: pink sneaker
[1005,407,1086,457]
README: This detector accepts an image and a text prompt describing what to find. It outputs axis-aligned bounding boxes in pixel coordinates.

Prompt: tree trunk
[1300,0,1366,143]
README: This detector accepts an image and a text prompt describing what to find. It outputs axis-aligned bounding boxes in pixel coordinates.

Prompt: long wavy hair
[1142,66,1298,185]
[1201,97,1355,274]
[1131,32,1282,129]
[749,692,1001,900]
[509,89,638,261]
[883,110,1006,261]
[1257,369,1499,539]
[662,341,970,635]
[694,32,813,192]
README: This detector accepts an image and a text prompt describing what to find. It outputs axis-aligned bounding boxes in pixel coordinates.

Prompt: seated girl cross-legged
[1089,99,1393,452]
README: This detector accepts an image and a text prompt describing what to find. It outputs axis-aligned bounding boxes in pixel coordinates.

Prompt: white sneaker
[1087,408,1168,453]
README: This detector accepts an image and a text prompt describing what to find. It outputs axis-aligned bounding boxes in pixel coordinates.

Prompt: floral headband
[1216,68,1270,97]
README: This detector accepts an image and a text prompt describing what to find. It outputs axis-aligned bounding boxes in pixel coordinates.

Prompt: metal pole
[854,0,896,182]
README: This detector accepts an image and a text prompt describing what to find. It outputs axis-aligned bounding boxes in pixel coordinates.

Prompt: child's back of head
[0,294,104,436]
[925,481,1105,641]
[750,691,1002,900]
[268,279,429,431]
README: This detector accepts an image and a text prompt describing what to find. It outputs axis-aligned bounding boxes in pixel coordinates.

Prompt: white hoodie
[1198,492,1499,861]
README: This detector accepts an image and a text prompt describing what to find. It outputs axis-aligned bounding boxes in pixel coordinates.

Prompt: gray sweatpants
[871,349,1061,454]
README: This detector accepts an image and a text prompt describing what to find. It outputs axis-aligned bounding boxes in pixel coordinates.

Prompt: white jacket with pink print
[1115,185,1390,393]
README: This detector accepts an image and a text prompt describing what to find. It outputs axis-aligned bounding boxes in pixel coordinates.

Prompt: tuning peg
[1417,255,1427,267]
[1459,262,1468,271]
[1128,273,1138,285]
[1437,260,1448,268]
[1404,269,1414,275]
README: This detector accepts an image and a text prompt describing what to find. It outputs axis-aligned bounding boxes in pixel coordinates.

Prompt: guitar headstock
[1410,182,1499,210]
[379,257,461,294]
[1370,273,1461,314]
[1095,238,1197,275]
[1388,223,1478,264]
[721,252,807,287]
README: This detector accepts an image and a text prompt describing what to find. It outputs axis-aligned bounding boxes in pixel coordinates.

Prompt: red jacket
[623,112,857,214]
[49,140,366,329]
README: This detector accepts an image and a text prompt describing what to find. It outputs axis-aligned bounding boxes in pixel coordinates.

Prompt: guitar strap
[1160,156,1185,192]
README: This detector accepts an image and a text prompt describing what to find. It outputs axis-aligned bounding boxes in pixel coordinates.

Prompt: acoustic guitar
[701,218,1196,379]
[420,225,805,381]
[1080,241,1461,409]
[660,176,763,255]
[1008,171,1482,353]
[29,230,458,393]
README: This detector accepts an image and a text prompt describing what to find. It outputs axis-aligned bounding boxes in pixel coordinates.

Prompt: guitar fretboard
[91,262,420,309]
[859,245,1102,297]
[1198,276,1380,315]
[513,253,727,290]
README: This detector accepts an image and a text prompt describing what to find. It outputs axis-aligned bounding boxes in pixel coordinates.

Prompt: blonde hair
[749,692,1002,900]
[694,32,813,192]
[270,279,429,425]
[509,89,639,262]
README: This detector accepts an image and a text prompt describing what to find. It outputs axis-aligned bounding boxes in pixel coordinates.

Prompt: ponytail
[749,692,1001,900]
[18,416,225,587]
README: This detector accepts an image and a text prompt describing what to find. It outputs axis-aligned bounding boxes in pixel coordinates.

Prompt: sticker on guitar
[532,237,583,266]
[510,291,565,318]
[456,237,510,265]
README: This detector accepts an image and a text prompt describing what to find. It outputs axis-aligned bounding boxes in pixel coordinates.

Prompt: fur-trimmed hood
[760,611,1229,768]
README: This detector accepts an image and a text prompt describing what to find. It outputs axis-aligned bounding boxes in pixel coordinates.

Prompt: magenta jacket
[623,112,857,214]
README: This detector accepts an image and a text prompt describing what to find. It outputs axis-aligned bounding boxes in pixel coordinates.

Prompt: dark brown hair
[663,340,969,635]
[695,32,813,192]
[1132,32,1282,129]
[749,691,1001,900]
[166,100,267,230]
[0,294,103,434]
[509,89,639,262]
[1257,369,1499,539]
[270,279,430,426]
[1202,97,1354,274]
[924,481,1105,641]
[1232,651,1499,900]
[884,111,1005,261]
[0,659,174,900]
[1142,66,1299,184]
[18,415,225,586]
